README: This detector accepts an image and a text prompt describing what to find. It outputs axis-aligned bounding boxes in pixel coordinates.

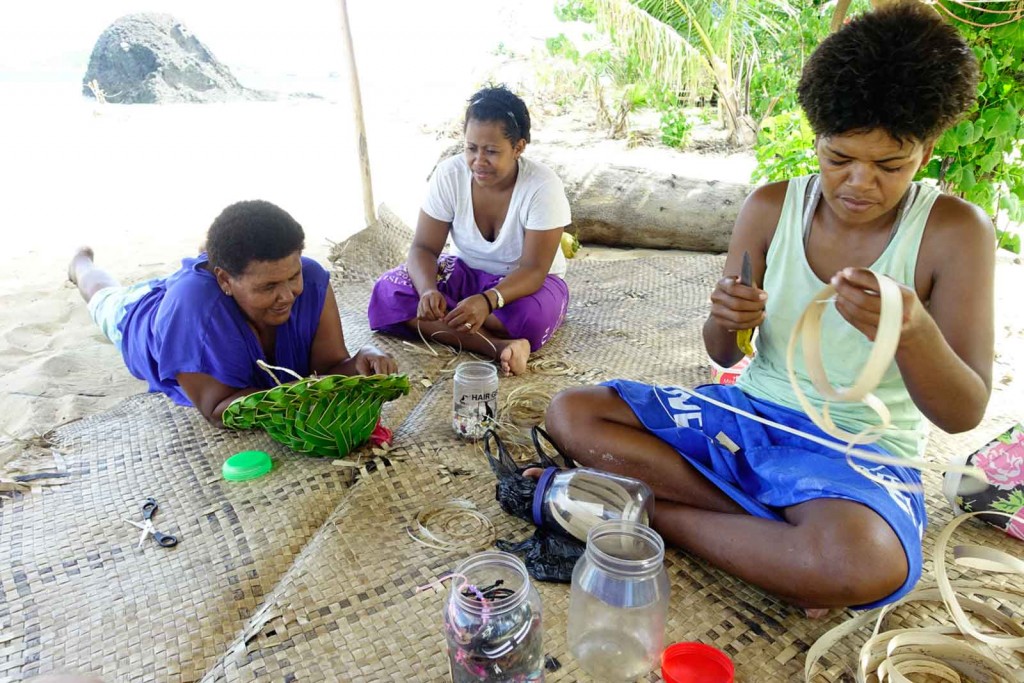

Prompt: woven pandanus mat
[195,372,1024,683]
[0,292,436,683]
[0,394,360,682]
[3,210,1021,682]
[208,218,1021,681]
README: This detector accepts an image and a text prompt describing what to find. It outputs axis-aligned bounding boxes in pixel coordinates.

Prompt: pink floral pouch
[944,423,1024,541]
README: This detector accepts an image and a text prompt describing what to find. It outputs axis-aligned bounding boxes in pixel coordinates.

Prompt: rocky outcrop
[82,13,269,104]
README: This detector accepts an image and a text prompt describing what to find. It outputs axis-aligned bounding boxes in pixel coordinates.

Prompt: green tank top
[735,175,940,458]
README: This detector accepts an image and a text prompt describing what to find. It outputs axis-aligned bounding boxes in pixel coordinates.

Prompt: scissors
[125,497,178,548]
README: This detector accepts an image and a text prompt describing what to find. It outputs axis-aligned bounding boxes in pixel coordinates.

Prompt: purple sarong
[368,255,568,351]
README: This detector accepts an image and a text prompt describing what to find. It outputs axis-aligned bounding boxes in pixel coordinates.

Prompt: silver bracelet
[489,288,505,309]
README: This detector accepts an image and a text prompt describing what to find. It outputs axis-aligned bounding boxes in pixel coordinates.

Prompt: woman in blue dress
[69,200,397,424]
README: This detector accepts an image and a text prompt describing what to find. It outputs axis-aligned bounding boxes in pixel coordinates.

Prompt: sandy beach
[2,0,1022,473]
[0,0,567,466]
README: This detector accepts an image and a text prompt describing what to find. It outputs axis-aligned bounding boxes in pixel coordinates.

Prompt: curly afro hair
[206,200,305,276]
[465,85,531,144]
[798,1,978,142]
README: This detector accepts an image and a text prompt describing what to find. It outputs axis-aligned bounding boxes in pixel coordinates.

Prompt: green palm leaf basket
[222,361,410,458]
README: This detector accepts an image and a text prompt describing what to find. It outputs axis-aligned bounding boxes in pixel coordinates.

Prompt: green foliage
[659,107,693,148]
[623,82,656,108]
[582,43,633,84]
[749,1,1023,254]
[555,0,598,22]
[544,11,671,136]
[551,0,809,146]
[751,109,816,183]
[748,2,828,121]
[748,2,874,123]
[918,8,1024,253]
[748,2,825,183]
[546,33,580,61]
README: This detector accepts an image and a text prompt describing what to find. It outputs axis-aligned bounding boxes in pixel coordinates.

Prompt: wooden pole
[338,0,376,226]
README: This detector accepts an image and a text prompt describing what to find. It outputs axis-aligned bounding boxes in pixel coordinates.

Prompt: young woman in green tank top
[543,2,994,613]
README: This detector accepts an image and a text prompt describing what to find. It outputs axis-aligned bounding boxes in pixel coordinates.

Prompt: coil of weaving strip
[786,274,903,445]
[222,361,410,458]
[790,274,1020,680]
[805,511,1024,682]
[784,273,986,488]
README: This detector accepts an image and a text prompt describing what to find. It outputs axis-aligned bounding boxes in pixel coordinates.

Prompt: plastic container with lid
[534,467,654,543]
[567,520,669,682]
[444,551,544,682]
[452,361,499,439]
[708,354,751,386]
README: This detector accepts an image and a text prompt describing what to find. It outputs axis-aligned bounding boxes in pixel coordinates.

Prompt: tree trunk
[831,0,853,32]
[528,147,749,252]
[711,56,757,147]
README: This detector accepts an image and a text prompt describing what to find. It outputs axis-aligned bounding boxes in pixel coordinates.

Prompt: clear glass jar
[567,521,669,682]
[444,551,544,682]
[453,361,499,439]
[535,467,655,543]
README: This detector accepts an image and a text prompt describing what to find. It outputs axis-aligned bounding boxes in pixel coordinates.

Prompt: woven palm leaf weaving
[222,373,410,458]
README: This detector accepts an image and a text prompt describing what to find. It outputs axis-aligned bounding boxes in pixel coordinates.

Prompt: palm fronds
[590,0,798,145]
[223,373,410,458]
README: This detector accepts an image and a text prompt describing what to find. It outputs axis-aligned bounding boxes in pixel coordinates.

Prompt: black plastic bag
[483,428,575,523]
[485,428,583,583]
[496,527,585,584]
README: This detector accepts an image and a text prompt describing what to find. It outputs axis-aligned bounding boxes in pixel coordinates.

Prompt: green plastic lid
[222,450,273,482]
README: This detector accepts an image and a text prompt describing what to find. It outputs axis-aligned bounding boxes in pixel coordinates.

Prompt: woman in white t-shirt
[368,86,572,375]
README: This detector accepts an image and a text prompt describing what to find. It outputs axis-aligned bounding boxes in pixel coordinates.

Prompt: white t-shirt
[422,155,572,278]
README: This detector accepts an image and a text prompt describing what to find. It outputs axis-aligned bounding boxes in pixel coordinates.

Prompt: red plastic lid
[662,642,734,683]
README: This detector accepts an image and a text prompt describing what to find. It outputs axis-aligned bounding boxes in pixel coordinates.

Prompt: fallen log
[437,143,751,253]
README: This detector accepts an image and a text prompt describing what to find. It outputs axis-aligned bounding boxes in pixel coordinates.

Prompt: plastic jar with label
[453,361,499,439]
[534,467,654,543]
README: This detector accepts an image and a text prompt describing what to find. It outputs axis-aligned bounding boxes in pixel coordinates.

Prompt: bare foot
[804,608,830,619]
[497,338,530,376]
[68,246,95,285]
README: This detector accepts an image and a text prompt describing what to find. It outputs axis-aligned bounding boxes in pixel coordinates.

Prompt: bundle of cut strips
[223,362,410,458]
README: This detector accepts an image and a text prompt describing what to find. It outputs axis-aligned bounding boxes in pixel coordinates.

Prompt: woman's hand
[417,289,447,320]
[353,346,398,375]
[443,293,490,334]
[830,267,926,346]
[708,276,766,332]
